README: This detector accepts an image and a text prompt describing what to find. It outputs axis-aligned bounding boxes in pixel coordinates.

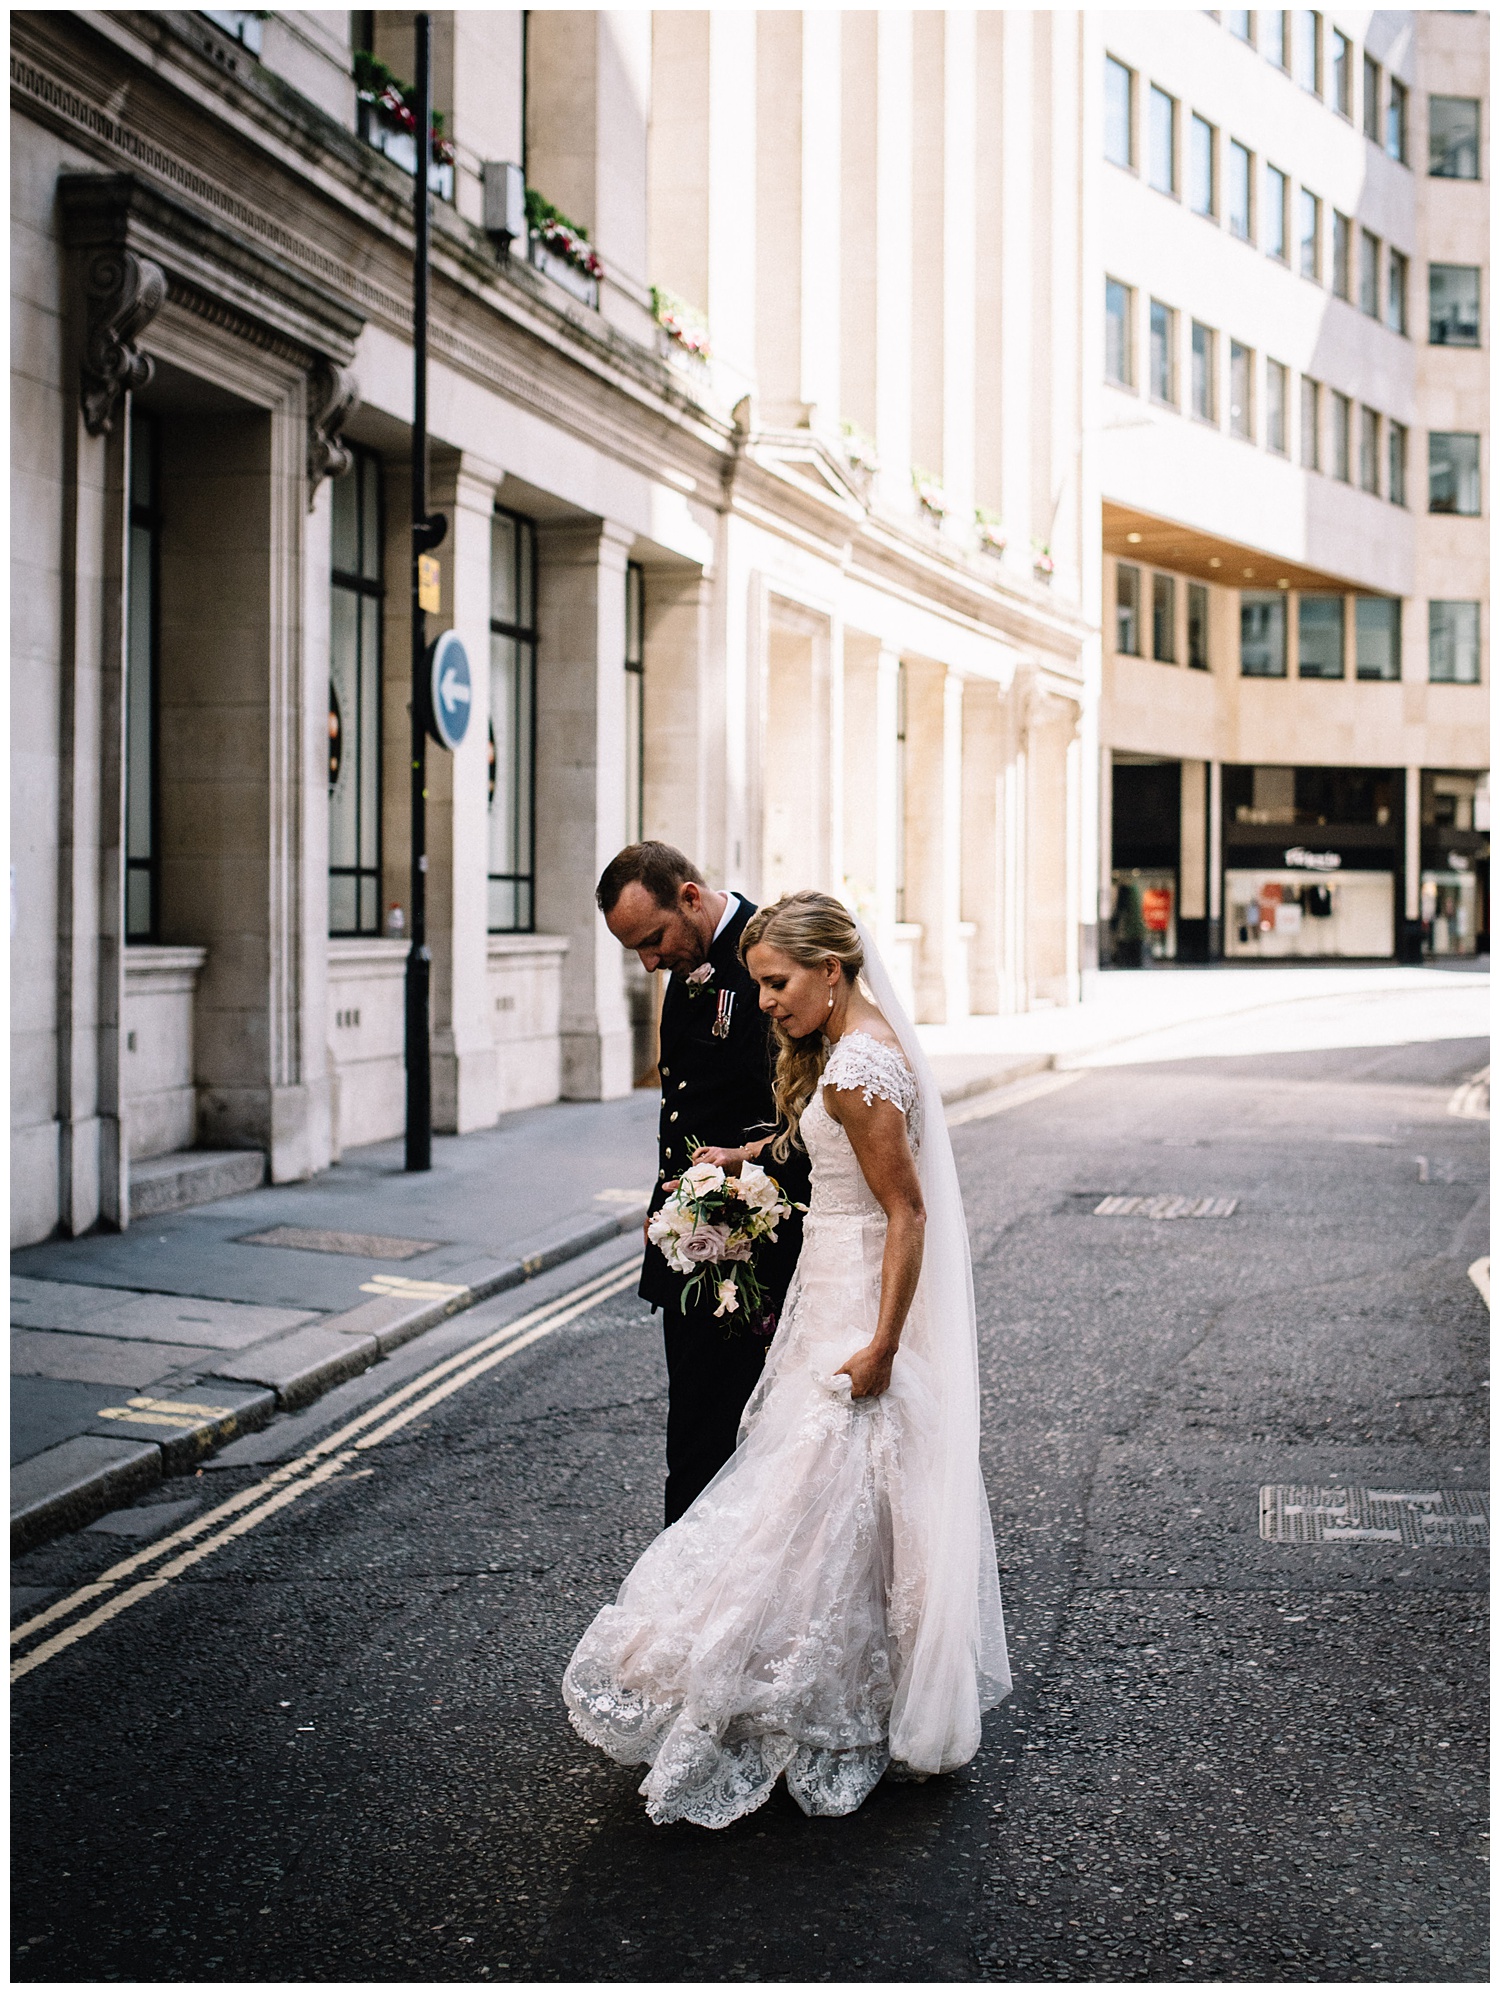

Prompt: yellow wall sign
[418,553,442,613]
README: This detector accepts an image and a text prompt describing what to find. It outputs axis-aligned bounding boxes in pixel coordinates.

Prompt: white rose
[680,1161,726,1199]
[736,1164,781,1213]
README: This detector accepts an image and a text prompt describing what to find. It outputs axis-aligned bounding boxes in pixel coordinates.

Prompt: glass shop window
[1116,563,1142,655]
[1429,96,1480,179]
[1241,591,1287,676]
[1428,432,1481,516]
[1429,264,1480,346]
[489,508,538,932]
[1188,582,1210,670]
[1428,601,1481,684]
[1266,359,1289,454]
[329,448,384,936]
[1355,596,1401,680]
[1153,573,1178,661]
[1105,278,1134,386]
[1105,56,1135,168]
[625,561,645,846]
[126,411,160,943]
[1298,593,1345,678]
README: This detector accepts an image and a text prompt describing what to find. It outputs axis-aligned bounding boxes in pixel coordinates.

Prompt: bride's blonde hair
[740,892,865,1159]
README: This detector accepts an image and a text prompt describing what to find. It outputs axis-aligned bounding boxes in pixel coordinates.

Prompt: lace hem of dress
[821,1030,918,1115]
[566,1696,893,1829]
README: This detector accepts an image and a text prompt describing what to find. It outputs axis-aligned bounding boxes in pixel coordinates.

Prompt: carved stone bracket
[81,247,166,436]
[306,358,359,509]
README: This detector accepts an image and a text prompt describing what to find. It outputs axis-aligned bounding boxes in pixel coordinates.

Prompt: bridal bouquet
[648,1155,796,1323]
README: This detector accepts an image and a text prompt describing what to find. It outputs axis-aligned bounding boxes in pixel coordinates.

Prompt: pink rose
[679,1222,731,1263]
[723,1232,754,1263]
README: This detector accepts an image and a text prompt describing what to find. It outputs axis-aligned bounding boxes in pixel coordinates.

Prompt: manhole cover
[1260,1485,1489,1548]
[1093,1194,1238,1220]
[238,1226,442,1259]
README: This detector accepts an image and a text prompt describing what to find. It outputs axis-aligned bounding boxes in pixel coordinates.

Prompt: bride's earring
[827,988,835,1011]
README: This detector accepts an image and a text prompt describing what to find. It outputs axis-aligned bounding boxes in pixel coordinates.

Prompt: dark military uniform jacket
[639,895,811,1318]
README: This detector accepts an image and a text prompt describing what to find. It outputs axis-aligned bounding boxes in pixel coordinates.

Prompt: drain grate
[1260,1485,1489,1549]
[238,1226,442,1259]
[1094,1194,1238,1220]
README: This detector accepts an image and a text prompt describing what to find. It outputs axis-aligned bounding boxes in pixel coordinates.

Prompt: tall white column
[428,454,501,1133]
[941,670,968,1018]
[534,519,634,1100]
[874,648,902,943]
[941,11,977,534]
[961,678,1003,1015]
[874,10,913,510]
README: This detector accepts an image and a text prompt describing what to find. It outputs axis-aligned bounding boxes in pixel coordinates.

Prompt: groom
[597,843,810,1525]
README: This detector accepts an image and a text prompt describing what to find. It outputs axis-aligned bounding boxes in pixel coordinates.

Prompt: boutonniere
[684,963,715,997]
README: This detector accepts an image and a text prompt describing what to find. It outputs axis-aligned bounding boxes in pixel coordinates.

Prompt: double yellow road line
[12,1255,643,1684]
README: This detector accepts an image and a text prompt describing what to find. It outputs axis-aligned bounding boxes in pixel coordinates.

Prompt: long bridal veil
[853,921,1011,1771]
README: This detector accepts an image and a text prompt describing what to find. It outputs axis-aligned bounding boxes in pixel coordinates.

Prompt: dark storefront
[1222,766,1406,960]
[1108,758,1181,966]
[1420,770,1490,957]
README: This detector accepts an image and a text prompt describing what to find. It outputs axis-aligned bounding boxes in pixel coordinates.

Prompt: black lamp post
[406,11,446,1171]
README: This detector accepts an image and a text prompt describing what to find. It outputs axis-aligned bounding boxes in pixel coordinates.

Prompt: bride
[563,891,1010,1827]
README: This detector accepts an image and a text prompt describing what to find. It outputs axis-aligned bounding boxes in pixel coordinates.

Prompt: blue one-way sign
[427,630,472,752]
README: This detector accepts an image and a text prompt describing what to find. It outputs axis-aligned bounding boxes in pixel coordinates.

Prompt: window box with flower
[525,190,602,307]
[913,468,949,520]
[975,508,1008,556]
[651,286,711,366]
[840,422,880,476]
[1031,541,1056,582]
[354,50,453,199]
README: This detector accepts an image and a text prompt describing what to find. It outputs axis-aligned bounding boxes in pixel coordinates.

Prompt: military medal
[712,989,734,1039]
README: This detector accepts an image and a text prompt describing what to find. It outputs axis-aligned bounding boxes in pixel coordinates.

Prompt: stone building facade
[12,10,1096,1247]
[1095,9,1489,966]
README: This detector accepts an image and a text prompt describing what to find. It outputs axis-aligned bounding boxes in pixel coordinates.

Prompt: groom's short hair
[596,841,705,916]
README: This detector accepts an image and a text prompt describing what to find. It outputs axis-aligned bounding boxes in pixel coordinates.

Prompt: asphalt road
[12,1034,1489,1983]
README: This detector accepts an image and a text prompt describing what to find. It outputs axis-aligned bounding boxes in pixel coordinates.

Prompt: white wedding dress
[564,947,1010,1830]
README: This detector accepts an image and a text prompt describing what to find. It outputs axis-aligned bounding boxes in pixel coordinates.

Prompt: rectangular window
[1149,298,1176,403]
[624,561,645,846]
[1386,249,1408,334]
[1241,592,1287,676]
[1264,11,1287,69]
[1116,563,1142,655]
[1105,277,1134,385]
[1298,594,1345,678]
[1429,600,1481,683]
[1429,96,1480,179]
[1229,341,1253,438]
[329,447,383,937]
[1388,420,1408,506]
[1105,55,1135,167]
[1386,78,1408,163]
[1330,390,1351,481]
[1227,140,1253,238]
[1153,573,1178,661]
[1331,29,1352,116]
[1265,165,1288,259]
[489,508,538,932]
[1300,376,1320,470]
[1331,211,1351,299]
[1428,432,1481,515]
[1429,264,1480,346]
[126,412,160,944]
[1355,597,1401,680]
[1298,188,1321,279]
[1360,406,1380,494]
[1226,10,1254,43]
[1359,228,1380,316]
[1188,582,1210,669]
[1191,322,1216,421]
[1293,11,1320,94]
[1362,53,1381,142]
[1149,86,1177,194]
[1266,359,1289,454]
[1189,114,1216,215]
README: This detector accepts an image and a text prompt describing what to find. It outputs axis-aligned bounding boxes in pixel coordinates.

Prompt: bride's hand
[689,1144,745,1173]
[837,1340,896,1399]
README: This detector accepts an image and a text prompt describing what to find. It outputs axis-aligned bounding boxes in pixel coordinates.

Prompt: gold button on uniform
[670,1111,679,1122]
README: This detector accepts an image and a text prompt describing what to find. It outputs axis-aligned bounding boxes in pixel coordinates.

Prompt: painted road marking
[358,1273,468,1298]
[945,1068,1084,1127]
[12,1256,643,1681]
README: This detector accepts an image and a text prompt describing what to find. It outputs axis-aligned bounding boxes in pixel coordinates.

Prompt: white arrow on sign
[439,667,471,710]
